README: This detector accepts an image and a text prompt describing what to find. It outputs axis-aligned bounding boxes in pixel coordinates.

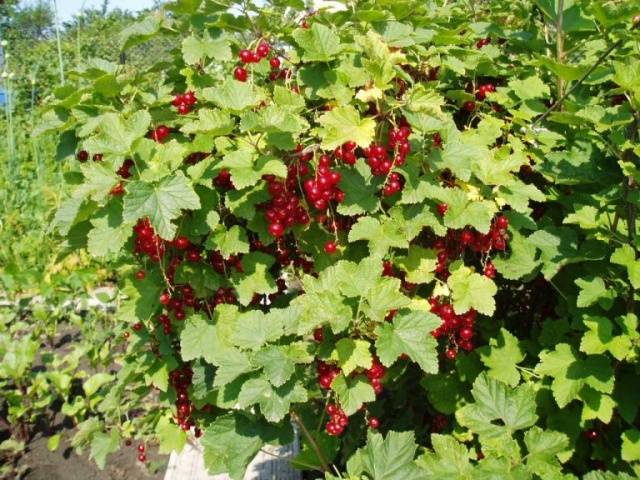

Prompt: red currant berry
[463,101,476,112]
[137,444,145,453]
[138,453,146,462]
[324,241,337,254]
[268,222,285,237]
[584,429,599,442]
[234,66,248,82]
[256,41,270,58]
[368,417,380,429]
[495,215,509,230]
[76,150,89,162]
[269,57,281,69]
[239,49,253,63]
[135,270,146,280]
[160,292,171,305]
[175,235,190,250]
[459,327,473,341]
[445,348,457,360]
[313,328,324,342]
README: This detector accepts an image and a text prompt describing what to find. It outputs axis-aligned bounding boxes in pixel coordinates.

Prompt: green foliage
[14,0,640,478]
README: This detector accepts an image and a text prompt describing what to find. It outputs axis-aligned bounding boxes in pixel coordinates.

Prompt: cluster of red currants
[316,360,340,390]
[431,214,509,278]
[363,123,411,177]
[211,287,238,307]
[263,172,310,238]
[365,357,385,395]
[475,83,496,101]
[157,313,173,335]
[234,40,279,82]
[214,169,234,190]
[110,159,135,196]
[429,298,477,359]
[136,443,146,463]
[210,250,244,275]
[170,365,200,434]
[302,154,344,212]
[171,91,197,115]
[324,403,349,436]
[133,218,165,261]
[75,150,104,163]
[333,140,358,165]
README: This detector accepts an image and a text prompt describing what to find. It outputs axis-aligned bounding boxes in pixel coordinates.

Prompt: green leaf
[292,23,342,62]
[201,413,291,480]
[456,373,537,441]
[434,138,489,183]
[575,277,614,309]
[180,108,235,136]
[89,429,120,470]
[331,374,376,416]
[361,276,411,323]
[231,251,278,306]
[493,230,540,280]
[347,430,422,480]
[535,344,614,408]
[508,75,550,100]
[478,328,525,387]
[83,111,151,155]
[580,316,631,360]
[217,151,287,190]
[375,310,440,373]
[523,427,569,477]
[156,416,187,455]
[47,434,61,452]
[180,314,220,365]
[416,434,474,478]
[87,205,133,258]
[182,34,231,64]
[203,79,266,113]
[336,159,382,215]
[621,429,640,462]
[231,311,284,351]
[83,373,113,397]
[395,246,437,284]
[439,188,497,234]
[331,338,372,376]
[238,377,307,422]
[579,387,615,423]
[348,216,408,257]
[210,225,250,258]
[123,172,201,240]
[611,245,640,289]
[447,265,497,316]
[317,105,376,150]
[251,346,298,387]
[527,227,579,279]
[74,162,119,203]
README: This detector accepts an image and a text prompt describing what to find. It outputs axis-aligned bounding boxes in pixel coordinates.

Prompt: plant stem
[290,410,330,473]
[556,0,565,102]
[531,20,640,129]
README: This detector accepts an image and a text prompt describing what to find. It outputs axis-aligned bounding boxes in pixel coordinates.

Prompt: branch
[290,410,331,473]
[531,19,640,129]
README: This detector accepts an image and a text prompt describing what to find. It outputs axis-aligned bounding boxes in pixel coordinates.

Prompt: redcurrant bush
[42,0,640,477]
